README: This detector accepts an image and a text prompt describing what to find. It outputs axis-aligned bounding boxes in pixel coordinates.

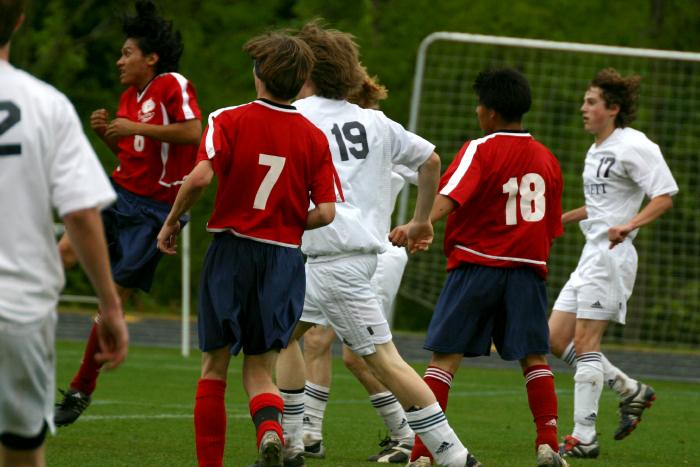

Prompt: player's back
[442,131,563,277]
[202,99,338,247]
[0,61,114,322]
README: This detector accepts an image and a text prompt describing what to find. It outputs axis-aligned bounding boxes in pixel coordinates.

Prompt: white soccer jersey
[578,127,678,243]
[296,96,434,257]
[0,61,116,324]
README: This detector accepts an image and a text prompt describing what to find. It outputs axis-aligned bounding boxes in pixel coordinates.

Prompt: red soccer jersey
[439,130,563,278]
[198,99,343,247]
[112,72,201,204]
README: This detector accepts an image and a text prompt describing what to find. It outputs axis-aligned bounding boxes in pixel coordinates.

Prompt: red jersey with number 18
[198,99,343,247]
[439,130,563,278]
[112,72,201,204]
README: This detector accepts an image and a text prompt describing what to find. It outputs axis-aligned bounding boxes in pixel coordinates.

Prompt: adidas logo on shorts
[591,301,604,309]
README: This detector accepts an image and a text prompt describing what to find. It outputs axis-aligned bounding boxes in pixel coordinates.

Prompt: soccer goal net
[398,32,700,348]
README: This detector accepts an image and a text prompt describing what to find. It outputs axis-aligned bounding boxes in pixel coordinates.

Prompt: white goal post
[398,32,700,348]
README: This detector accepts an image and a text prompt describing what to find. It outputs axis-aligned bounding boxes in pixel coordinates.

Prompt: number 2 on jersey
[0,101,21,157]
[502,173,546,225]
[254,154,286,210]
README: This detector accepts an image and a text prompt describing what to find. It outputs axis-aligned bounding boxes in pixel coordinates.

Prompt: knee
[549,335,569,358]
[342,349,365,375]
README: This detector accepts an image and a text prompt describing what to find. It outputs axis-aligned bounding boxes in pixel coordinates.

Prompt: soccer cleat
[406,456,432,467]
[367,436,413,463]
[614,382,656,440]
[559,434,600,458]
[54,388,91,427]
[536,444,569,467]
[303,438,325,459]
[250,431,283,467]
[283,452,306,467]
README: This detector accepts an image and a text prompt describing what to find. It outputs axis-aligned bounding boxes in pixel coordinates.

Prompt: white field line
[80,413,250,421]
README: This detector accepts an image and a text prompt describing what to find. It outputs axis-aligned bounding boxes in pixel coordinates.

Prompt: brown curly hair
[0,0,25,46]
[348,65,388,109]
[590,68,641,128]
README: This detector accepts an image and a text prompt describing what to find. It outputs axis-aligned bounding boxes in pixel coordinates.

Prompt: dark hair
[297,20,364,100]
[123,0,183,74]
[590,68,641,128]
[348,65,388,109]
[0,0,25,47]
[243,32,314,101]
[473,68,532,122]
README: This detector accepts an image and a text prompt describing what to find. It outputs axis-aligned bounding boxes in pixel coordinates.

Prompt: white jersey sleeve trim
[204,105,240,159]
[169,72,196,120]
[440,134,491,196]
[206,228,299,248]
[454,244,547,266]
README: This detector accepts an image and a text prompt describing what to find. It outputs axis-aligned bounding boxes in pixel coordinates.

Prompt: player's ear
[13,14,25,34]
[146,52,159,69]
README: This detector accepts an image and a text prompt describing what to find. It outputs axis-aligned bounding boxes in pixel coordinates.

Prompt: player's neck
[0,44,10,62]
[257,91,292,106]
[493,122,523,132]
[135,71,157,93]
[594,124,616,146]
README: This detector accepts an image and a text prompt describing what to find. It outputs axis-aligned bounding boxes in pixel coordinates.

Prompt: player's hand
[94,301,128,370]
[157,221,181,255]
[388,224,409,247]
[608,222,633,249]
[105,118,138,138]
[406,219,434,254]
[90,109,110,136]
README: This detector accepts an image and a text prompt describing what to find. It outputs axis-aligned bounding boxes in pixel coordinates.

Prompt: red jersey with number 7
[197,99,343,248]
[112,72,201,204]
[439,130,563,278]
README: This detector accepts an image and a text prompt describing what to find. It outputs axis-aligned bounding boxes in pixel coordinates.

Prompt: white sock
[572,353,603,443]
[369,391,414,444]
[281,389,305,455]
[601,353,638,398]
[561,341,577,368]
[405,402,467,467]
[303,382,329,443]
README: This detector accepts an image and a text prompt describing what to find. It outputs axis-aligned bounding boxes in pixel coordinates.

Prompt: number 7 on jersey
[254,154,286,210]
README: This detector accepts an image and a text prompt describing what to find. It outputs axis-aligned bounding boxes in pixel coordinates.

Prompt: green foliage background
[10,1,700,339]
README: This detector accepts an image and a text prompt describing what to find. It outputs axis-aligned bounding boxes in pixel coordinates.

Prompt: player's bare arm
[562,205,588,224]
[608,194,673,249]
[157,159,213,255]
[63,207,128,370]
[305,202,336,230]
[105,117,202,144]
[404,152,440,253]
[389,194,455,247]
[90,108,120,155]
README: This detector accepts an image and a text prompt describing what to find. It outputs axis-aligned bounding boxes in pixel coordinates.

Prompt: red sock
[524,365,559,452]
[69,322,103,395]
[249,393,284,448]
[194,379,227,467]
[410,365,453,461]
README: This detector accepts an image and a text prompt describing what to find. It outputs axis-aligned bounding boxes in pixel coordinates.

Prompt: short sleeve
[438,141,481,206]
[392,164,418,186]
[310,137,344,205]
[163,74,202,122]
[382,114,436,171]
[199,111,232,173]
[49,95,116,217]
[622,141,679,199]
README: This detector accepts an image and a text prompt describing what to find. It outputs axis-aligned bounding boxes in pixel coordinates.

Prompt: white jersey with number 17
[296,95,435,257]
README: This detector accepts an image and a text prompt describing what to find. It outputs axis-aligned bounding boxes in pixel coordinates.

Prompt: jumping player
[276,22,480,467]
[0,2,128,466]
[54,0,201,426]
[550,68,678,459]
[156,31,340,467]
[391,68,567,467]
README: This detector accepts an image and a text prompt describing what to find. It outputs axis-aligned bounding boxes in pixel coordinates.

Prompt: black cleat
[367,436,412,463]
[466,453,482,467]
[248,431,283,467]
[614,382,656,440]
[559,435,600,458]
[54,388,91,427]
[303,439,325,459]
[283,452,306,467]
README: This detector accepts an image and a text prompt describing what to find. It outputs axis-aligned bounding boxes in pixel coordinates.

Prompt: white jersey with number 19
[0,61,116,324]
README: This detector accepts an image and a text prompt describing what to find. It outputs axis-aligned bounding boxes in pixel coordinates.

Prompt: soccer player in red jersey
[156,31,340,467]
[391,69,568,467]
[54,0,202,426]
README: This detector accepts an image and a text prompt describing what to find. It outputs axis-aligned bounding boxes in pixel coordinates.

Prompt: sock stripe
[525,369,553,384]
[563,343,577,366]
[576,352,602,363]
[284,403,305,415]
[424,367,453,388]
[407,412,446,431]
[304,384,329,402]
[370,394,399,408]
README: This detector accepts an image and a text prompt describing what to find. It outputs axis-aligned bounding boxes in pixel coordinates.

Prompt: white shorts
[371,245,408,326]
[0,312,57,439]
[553,241,637,324]
[301,254,392,356]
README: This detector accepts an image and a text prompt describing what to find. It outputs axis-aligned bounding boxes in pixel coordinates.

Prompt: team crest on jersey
[138,98,156,122]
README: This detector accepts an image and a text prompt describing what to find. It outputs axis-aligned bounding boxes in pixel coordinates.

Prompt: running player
[157,31,340,467]
[0,2,128,466]
[54,0,201,426]
[391,68,567,467]
[276,22,480,467]
[550,68,678,459]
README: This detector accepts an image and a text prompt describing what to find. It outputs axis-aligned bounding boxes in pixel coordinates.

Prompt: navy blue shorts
[102,182,187,292]
[424,264,550,361]
[198,234,305,356]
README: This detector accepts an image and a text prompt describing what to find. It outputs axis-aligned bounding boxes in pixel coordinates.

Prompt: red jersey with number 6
[112,72,201,204]
[439,130,563,278]
[198,99,343,247]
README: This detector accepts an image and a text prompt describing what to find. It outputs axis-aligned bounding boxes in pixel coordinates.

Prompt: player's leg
[1,437,46,467]
[195,346,231,467]
[300,324,335,456]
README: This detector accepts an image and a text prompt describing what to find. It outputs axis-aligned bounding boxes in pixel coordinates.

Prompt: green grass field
[47,341,699,466]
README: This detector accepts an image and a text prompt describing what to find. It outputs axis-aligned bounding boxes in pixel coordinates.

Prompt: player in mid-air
[0,1,128,466]
[157,30,340,467]
[391,68,568,467]
[299,68,418,464]
[54,0,201,426]
[549,68,678,459]
[276,21,481,467]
